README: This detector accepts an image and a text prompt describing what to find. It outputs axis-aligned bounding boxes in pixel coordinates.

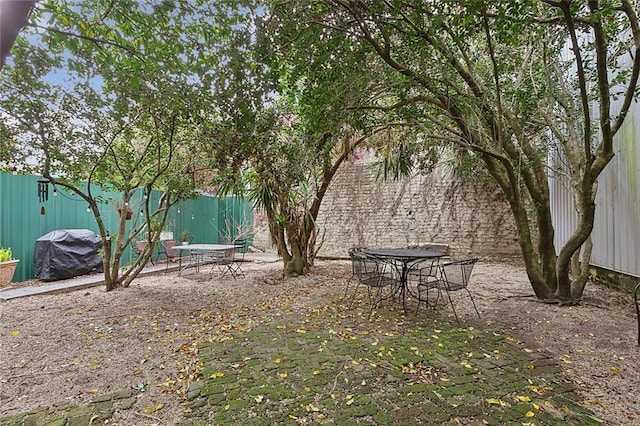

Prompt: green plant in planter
[0,247,12,262]
[0,246,19,286]
[180,230,192,244]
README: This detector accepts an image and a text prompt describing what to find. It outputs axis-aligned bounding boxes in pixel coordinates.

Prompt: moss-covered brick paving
[0,390,133,426]
[179,307,603,425]
[0,298,604,425]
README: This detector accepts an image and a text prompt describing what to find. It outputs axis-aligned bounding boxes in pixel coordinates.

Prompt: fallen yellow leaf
[533,403,545,412]
[10,330,20,336]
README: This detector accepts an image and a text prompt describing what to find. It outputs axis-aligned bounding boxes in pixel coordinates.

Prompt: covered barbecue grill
[34,229,103,281]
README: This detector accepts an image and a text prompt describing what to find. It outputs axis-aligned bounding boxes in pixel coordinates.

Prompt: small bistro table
[172,244,237,275]
[362,248,444,314]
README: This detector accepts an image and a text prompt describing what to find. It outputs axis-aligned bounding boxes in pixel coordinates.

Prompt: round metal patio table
[362,248,444,314]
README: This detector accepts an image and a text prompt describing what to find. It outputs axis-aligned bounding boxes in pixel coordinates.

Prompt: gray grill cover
[34,229,103,281]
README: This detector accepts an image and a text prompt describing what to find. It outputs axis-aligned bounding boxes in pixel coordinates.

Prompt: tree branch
[25,22,142,58]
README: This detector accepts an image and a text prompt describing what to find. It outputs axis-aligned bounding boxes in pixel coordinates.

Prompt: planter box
[0,259,19,287]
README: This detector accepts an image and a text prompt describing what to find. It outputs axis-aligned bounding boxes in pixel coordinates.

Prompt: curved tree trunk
[259,133,368,278]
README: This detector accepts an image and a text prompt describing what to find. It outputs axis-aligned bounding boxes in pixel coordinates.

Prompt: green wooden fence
[0,172,252,282]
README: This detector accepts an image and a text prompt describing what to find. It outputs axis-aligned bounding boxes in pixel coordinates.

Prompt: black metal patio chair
[345,247,365,297]
[416,258,480,325]
[348,251,398,319]
[407,257,439,306]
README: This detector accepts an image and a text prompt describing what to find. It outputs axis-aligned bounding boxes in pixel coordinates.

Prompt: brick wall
[252,157,522,259]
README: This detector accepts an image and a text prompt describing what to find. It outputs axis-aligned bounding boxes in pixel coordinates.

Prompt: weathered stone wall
[252,157,521,259]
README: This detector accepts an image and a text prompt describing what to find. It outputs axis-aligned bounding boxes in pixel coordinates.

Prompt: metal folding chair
[228,238,247,278]
[208,248,234,278]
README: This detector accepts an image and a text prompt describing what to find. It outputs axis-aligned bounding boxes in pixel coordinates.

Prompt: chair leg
[367,286,383,320]
[442,290,461,326]
[345,276,361,299]
[227,262,240,278]
[231,261,245,277]
[465,289,481,319]
[415,285,440,315]
[415,290,423,315]
[348,282,362,309]
[344,276,354,297]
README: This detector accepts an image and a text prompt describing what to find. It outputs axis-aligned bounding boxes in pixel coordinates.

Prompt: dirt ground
[1,258,639,425]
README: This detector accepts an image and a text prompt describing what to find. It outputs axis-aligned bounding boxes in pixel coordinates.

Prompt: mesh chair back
[350,251,382,286]
[233,238,247,261]
[440,258,478,291]
[408,258,439,287]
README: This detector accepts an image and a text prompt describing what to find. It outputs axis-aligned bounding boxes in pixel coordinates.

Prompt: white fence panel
[549,89,640,278]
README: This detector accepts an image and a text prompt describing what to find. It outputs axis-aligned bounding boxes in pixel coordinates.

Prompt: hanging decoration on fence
[37,179,49,215]
[37,180,49,203]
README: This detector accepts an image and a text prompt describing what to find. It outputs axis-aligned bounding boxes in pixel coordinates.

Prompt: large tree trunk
[260,134,358,278]
[283,239,307,277]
